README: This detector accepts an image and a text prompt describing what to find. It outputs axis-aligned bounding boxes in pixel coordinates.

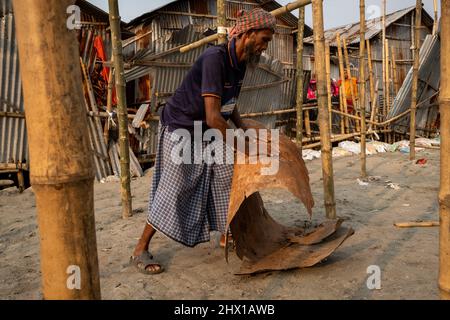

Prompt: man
[130,8,276,274]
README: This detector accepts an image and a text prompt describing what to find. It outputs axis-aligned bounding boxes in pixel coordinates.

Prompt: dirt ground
[0,149,441,300]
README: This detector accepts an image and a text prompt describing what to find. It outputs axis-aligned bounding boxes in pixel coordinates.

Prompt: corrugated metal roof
[304,6,433,46]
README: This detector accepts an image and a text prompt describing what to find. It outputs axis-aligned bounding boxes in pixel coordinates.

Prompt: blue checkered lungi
[147,124,234,247]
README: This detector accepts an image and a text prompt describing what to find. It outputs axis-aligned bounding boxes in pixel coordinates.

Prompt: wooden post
[217,0,227,44]
[439,0,450,300]
[12,0,101,299]
[343,38,360,132]
[410,0,422,161]
[296,7,306,149]
[312,0,336,219]
[336,33,350,133]
[359,0,367,178]
[108,0,133,218]
[325,43,333,132]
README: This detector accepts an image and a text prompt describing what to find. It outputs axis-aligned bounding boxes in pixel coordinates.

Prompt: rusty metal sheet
[226,119,353,274]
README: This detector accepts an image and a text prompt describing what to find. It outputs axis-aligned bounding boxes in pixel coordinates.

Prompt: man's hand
[230,105,247,130]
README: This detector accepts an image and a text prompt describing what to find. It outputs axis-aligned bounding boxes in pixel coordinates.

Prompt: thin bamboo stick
[343,38,360,132]
[296,6,306,149]
[312,0,336,219]
[336,33,350,134]
[12,0,100,299]
[439,0,450,300]
[109,0,132,218]
[180,0,313,53]
[410,0,422,161]
[359,0,367,178]
[217,0,227,44]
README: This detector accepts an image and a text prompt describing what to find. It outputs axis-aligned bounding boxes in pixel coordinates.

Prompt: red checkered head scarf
[229,8,277,39]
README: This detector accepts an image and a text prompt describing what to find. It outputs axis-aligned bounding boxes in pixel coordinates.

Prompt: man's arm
[204,96,230,138]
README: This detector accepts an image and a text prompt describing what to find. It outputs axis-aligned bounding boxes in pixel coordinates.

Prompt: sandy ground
[0,149,441,300]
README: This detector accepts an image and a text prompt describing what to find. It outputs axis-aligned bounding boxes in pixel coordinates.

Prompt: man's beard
[244,42,261,68]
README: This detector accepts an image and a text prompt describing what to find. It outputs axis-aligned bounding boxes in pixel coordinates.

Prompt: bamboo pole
[343,38,360,132]
[312,0,336,219]
[336,33,350,133]
[103,56,115,144]
[366,40,375,115]
[303,130,381,150]
[304,109,312,137]
[217,0,227,44]
[325,43,333,132]
[180,0,312,53]
[410,0,422,161]
[385,39,391,116]
[339,80,345,134]
[382,0,387,120]
[433,0,439,36]
[359,0,367,178]
[388,46,394,95]
[391,47,399,94]
[394,221,439,228]
[108,0,132,218]
[12,0,100,299]
[368,79,380,131]
[296,6,306,149]
[439,0,450,300]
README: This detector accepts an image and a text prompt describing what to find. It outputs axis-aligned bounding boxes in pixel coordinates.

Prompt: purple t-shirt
[161,38,246,132]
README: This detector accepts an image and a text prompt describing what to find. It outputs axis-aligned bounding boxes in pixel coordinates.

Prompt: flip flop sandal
[220,233,234,248]
[130,251,164,275]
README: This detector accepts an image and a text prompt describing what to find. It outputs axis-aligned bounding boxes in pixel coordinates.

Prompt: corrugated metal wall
[128,0,296,69]
[1,1,119,180]
[388,34,440,136]
[0,1,28,170]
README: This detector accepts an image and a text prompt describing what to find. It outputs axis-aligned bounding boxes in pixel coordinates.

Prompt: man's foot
[130,251,164,275]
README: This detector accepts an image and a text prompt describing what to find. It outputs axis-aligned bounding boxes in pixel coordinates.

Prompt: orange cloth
[338,77,358,106]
